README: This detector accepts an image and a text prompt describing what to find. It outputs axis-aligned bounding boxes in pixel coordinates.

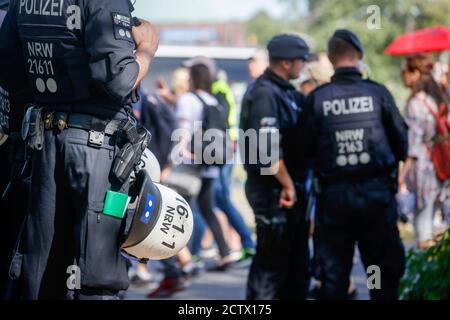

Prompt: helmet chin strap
[120,250,148,264]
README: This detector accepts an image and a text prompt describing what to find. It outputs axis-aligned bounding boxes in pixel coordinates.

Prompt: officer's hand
[279,185,297,209]
[132,19,159,56]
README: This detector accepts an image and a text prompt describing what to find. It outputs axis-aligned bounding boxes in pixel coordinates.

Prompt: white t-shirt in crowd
[176,90,220,178]
[176,90,218,134]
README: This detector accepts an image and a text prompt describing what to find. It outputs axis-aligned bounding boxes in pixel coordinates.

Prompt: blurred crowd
[127,45,450,299]
[128,56,259,298]
[1,0,449,302]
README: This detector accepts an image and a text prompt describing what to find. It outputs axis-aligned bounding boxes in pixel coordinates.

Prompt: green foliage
[245,10,285,46]
[244,0,450,106]
[399,229,450,300]
[303,0,450,84]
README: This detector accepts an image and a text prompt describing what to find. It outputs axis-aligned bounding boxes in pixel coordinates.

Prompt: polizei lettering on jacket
[323,96,374,117]
[19,0,65,16]
[19,0,81,30]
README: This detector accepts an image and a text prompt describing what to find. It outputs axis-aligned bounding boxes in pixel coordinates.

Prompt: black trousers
[245,182,311,300]
[197,177,230,258]
[314,178,405,300]
[18,126,130,300]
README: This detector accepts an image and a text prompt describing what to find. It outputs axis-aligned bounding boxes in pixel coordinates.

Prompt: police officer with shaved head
[0,0,159,299]
[296,29,408,300]
[240,34,312,300]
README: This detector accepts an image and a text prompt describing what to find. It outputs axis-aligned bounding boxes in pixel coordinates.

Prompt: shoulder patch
[112,12,133,42]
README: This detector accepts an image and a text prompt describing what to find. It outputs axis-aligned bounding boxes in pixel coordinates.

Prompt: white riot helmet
[130,148,161,183]
[122,170,194,260]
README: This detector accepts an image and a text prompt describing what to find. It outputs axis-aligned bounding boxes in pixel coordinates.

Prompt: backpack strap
[192,92,212,124]
[192,91,210,108]
[419,97,450,128]
[418,96,440,120]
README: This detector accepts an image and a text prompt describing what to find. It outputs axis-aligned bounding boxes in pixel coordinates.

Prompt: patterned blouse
[404,92,449,211]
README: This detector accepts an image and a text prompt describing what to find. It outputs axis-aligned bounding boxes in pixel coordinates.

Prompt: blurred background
[135,0,450,108]
[124,0,450,300]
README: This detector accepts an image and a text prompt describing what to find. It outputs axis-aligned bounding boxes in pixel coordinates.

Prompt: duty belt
[43,111,125,148]
[43,112,122,135]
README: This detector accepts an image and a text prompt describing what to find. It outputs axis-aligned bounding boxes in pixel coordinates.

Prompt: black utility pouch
[112,122,152,183]
[22,106,45,151]
[8,213,28,281]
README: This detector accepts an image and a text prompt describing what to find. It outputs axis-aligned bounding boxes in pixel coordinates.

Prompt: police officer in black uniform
[297,29,408,300]
[0,0,32,299]
[0,0,12,202]
[240,34,311,300]
[0,0,159,300]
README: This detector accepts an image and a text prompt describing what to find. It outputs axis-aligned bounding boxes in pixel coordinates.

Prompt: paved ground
[126,263,250,300]
[125,251,371,300]
[125,168,417,301]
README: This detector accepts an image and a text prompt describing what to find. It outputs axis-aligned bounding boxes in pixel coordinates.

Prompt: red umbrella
[385,25,450,55]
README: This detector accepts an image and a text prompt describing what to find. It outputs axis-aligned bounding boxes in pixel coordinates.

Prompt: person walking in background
[248,50,269,81]
[212,69,256,263]
[183,56,256,264]
[298,60,334,95]
[155,68,191,108]
[175,63,233,269]
[155,68,208,259]
[145,69,207,298]
[399,53,450,249]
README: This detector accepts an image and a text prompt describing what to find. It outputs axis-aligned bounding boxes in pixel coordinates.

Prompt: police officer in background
[296,29,408,300]
[0,0,159,299]
[240,34,311,300]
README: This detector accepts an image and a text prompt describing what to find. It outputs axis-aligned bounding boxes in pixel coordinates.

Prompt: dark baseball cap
[330,29,364,56]
[267,34,310,61]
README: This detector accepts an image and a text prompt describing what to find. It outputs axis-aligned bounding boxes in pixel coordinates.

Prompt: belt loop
[88,130,105,148]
